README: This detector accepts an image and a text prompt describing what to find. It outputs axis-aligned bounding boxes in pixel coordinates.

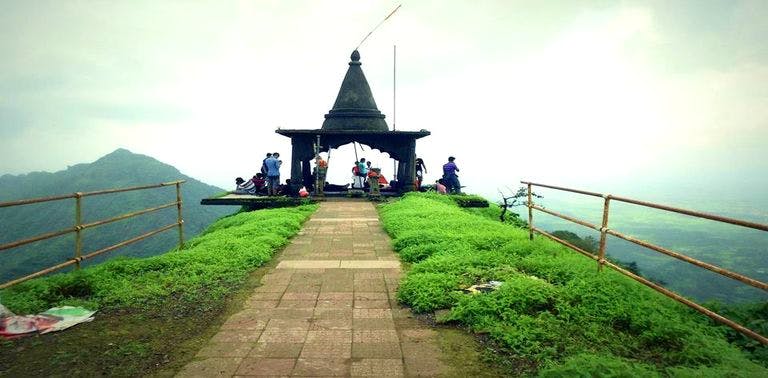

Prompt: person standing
[261,153,272,176]
[442,156,461,194]
[415,158,427,190]
[315,154,328,195]
[352,161,361,188]
[358,158,369,187]
[265,152,282,196]
[368,168,381,196]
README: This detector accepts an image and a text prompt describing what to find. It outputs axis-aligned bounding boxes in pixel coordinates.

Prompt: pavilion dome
[321,50,389,131]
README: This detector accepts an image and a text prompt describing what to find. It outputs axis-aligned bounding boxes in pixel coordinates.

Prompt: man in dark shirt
[442,156,461,194]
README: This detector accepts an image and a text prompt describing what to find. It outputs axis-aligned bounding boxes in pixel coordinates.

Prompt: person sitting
[435,179,447,194]
[251,173,266,194]
[325,182,350,192]
[278,179,296,196]
[234,177,257,194]
[375,172,389,190]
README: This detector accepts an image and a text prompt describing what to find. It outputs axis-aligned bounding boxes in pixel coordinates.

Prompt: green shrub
[1,205,317,314]
[539,353,660,377]
[396,272,462,313]
[378,193,765,376]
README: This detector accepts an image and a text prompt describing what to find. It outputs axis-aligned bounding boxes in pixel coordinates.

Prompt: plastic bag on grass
[0,306,96,339]
[461,281,503,294]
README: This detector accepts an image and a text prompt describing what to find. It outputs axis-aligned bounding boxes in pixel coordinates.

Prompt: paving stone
[220,318,268,331]
[309,317,352,330]
[248,292,284,301]
[235,357,296,376]
[258,330,307,343]
[352,342,402,359]
[244,300,279,309]
[260,308,314,319]
[318,292,354,301]
[176,357,242,377]
[254,284,288,293]
[354,300,391,309]
[196,342,254,358]
[340,260,401,269]
[354,292,389,301]
[305,330,352,344]
[314,308,353,320]
[280,292,318,301]
[315,298,354,308]
[285,284,323,292]
[351,358,404,377]
[265,318,310,331]
[321,281,355,292]
[277,260,340,269]
[353,330,400,343]
[249,343,304,358]
[277,300,316,309]
[353,308,393,319]
[353,318,396,330]
[211,330,263,343]
[299,343,351,358]
[354,272,384,280]
[292,358,351,376]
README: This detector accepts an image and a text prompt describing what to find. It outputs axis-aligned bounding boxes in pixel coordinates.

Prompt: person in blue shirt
[442,156,461,194]
[265,152,282,196]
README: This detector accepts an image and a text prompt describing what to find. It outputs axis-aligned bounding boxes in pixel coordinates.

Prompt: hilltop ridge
[0,148,235,283]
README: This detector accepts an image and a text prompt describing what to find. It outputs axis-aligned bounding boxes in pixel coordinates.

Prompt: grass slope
[379,193,766,376]
[0,204,317,376]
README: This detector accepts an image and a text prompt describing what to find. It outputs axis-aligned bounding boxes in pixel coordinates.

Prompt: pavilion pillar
[301,159,313,190]
[401,139,417,192]
[397,160,407,190]
[290,138,305,194]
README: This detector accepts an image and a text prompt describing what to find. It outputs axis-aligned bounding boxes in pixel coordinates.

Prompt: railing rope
[597,195,611,271]
[527,183,533,241]
[521,180,768,345]
[176,182,185,249]
[0,181,186,289]
[75,192,83,269]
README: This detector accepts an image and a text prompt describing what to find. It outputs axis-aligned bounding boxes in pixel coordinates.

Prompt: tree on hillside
[497,186,542,228]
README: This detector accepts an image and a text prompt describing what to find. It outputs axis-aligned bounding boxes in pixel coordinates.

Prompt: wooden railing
[522,181,768,345]
[0,181,186,289]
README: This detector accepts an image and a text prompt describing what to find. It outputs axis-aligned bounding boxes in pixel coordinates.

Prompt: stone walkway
[177,201,444,377]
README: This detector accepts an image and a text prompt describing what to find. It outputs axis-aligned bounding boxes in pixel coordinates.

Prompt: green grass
[378,193,766,376]
[0,204,317,376]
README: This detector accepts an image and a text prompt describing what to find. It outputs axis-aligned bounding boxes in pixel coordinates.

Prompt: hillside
[0,148,236,283]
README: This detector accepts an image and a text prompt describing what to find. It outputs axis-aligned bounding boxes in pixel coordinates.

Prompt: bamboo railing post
[175,182,185,249]
[597,195,611,271]
[527,183,533,240]
[74,192,83,269]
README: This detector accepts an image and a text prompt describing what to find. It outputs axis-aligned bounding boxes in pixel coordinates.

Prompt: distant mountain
[0,148,236,283]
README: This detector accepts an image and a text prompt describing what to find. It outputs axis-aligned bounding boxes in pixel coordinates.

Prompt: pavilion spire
[321,50,389,131]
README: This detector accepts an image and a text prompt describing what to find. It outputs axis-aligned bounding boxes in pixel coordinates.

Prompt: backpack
[352,165,360,175]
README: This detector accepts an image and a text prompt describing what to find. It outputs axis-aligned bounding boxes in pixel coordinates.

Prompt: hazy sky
[2,0,767,204]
